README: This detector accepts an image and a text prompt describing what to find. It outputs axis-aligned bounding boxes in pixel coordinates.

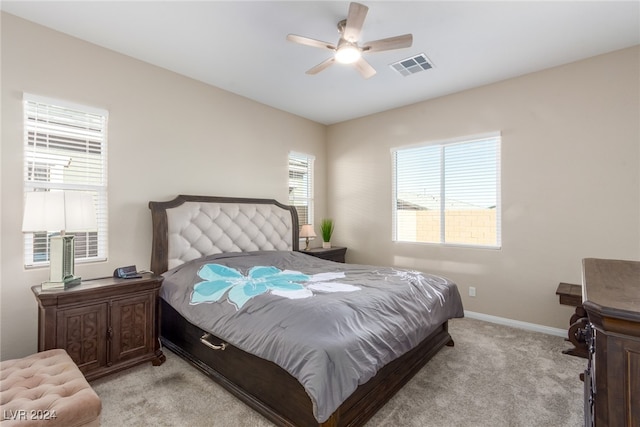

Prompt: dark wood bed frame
[149,195,454,427]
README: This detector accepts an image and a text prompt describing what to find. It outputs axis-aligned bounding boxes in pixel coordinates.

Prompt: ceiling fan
[287,2,413,79]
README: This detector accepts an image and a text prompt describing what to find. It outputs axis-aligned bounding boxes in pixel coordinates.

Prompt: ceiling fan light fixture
[335,45,361,64]
[288,2,411,78]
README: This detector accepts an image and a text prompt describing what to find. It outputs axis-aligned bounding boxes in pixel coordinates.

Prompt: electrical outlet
[469,286,476,297]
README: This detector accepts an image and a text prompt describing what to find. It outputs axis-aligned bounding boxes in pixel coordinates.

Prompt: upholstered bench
[0,349,101,426]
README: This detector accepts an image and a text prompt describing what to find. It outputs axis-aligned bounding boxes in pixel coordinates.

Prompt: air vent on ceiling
[390,53,433,76]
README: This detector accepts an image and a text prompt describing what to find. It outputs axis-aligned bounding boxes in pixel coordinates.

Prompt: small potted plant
[320,218,334,249]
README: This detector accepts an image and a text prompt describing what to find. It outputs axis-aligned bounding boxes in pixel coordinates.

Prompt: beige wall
[1,12,638,360]
[327,46,640,330]
[0,13,326,360]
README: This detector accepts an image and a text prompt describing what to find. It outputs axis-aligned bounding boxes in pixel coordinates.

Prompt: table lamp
[22,191,98,289]
[299,224,316,251]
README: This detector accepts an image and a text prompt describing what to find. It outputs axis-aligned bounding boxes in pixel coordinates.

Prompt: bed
[149,195,464,427]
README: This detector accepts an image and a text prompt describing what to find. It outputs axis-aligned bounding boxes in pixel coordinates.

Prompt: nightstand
[31,273,165,381]
[300,246,347,263]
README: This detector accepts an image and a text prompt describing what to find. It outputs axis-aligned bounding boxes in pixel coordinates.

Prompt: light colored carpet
[91,317,585,426]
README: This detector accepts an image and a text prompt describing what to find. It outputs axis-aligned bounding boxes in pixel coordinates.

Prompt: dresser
[582,258,640,427]
[32,274,165,381]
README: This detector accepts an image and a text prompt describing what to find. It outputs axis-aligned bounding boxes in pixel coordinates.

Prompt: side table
[555,282,588,358]
[300,246,347,263]
[32,273,165,381]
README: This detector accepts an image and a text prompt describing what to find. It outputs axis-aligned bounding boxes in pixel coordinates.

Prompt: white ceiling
[2,1,639,125]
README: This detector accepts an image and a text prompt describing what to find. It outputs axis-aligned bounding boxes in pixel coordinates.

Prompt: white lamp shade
[63,191,98,231]
[335,45,361,64]
[22,191,97,232]
[299,224,316,238]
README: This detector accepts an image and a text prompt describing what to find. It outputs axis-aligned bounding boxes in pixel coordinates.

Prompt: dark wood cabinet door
[607,335,640,426]
[110,292,154,364]
[56,302,108,374]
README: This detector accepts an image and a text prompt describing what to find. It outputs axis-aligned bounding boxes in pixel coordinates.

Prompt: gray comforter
[160,250,464,423]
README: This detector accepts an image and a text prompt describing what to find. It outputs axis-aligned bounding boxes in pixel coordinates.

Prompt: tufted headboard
[149,195,299,275]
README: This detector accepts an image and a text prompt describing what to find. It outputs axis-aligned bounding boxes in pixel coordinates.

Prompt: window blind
[23,94,109,267]
[392,133,501,248]
[288,151,315,226]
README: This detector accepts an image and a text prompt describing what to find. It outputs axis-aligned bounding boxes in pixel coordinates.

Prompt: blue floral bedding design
[191,264,360,308]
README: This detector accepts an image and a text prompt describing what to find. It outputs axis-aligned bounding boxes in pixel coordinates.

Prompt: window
[23,94,108,267]
[392,133,501,248]
[288,151,315,226]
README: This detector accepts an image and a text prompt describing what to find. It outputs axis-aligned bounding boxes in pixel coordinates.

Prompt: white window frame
[23,94,109,267]
[392,132,501,248]
[288,151,315,227]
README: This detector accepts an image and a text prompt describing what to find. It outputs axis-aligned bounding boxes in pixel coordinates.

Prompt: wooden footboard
[160,299,453,427]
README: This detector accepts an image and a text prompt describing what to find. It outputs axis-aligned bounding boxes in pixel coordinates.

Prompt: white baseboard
[463,310,567,337]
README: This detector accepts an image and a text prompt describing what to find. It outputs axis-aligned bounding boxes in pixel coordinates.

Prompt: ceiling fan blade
[306,57,336,75]
[343,2,369,42]
[362,34,413,53]
[287,34,336,51]
[354,57,376,79]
